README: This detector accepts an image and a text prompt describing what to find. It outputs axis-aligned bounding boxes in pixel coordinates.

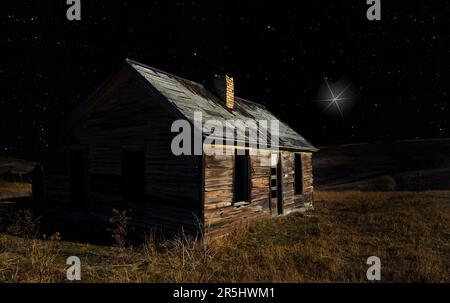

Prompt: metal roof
[127,59,318,152]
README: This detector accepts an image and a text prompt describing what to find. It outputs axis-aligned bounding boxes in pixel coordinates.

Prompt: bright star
[317,75,355,119]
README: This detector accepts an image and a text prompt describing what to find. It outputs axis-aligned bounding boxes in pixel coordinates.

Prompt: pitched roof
[127,59,317,152]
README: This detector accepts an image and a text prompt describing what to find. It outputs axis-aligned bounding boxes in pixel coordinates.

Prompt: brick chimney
[213,75,234,109]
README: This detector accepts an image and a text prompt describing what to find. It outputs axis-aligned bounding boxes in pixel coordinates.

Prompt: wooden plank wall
[282,151,314,214]
[44,76,202,236]
[204,148,314,238]
[203,145,272,238]
[43,73,314,239]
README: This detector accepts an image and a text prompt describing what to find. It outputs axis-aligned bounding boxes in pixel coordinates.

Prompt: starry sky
[1,1,449,159]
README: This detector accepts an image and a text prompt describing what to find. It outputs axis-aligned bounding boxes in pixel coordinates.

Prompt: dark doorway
[276,154,283,215]
[122,150,146,203]
[70,150,87,209]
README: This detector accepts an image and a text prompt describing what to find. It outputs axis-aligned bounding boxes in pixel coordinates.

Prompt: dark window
[234,149,250,203]
[276,155,283,215]
[294,153,303,195]
[122,150,146,202]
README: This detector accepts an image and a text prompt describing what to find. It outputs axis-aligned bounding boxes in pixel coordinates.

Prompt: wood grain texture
[44,75,202,236]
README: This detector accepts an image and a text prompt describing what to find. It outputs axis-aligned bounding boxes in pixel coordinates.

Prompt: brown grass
[0,191,449,282]
[0,181,32,200]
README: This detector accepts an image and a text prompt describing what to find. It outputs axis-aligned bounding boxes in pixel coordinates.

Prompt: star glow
[317,75,356,119]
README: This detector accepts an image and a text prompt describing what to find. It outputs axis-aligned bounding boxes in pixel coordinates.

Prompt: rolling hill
[314,138,450,191]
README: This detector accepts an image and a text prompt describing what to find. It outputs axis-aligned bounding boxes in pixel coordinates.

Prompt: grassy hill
[0,181,31,201]
[0,156,36,175]
[314,138,450,191]
[1,191,449,282]
[0,156,35,200]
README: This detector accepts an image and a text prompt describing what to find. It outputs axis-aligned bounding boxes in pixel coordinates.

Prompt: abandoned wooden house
[42,59,318,238]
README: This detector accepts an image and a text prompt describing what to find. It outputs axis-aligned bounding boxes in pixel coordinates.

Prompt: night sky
[1,1,449,160]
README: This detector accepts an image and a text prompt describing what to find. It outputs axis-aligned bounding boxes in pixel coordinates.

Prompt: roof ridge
[126,58,205,88]
[127,58,269,108]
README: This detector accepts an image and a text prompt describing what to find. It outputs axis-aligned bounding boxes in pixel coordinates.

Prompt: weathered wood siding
[43,67,314,240]
[281,151,314,214]
[204,148,313,238]
[44,72,202,236]
[297,152,314,211]
[203,145,272,238]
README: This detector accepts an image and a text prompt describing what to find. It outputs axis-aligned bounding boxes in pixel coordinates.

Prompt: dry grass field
[0,181,32,201]
[1,142,449,282]
[1,190,449,283]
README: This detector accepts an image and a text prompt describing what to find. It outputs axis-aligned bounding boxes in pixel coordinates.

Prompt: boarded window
[234,149,250,203]
[122,150,146,202]
[294,153,303,195]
